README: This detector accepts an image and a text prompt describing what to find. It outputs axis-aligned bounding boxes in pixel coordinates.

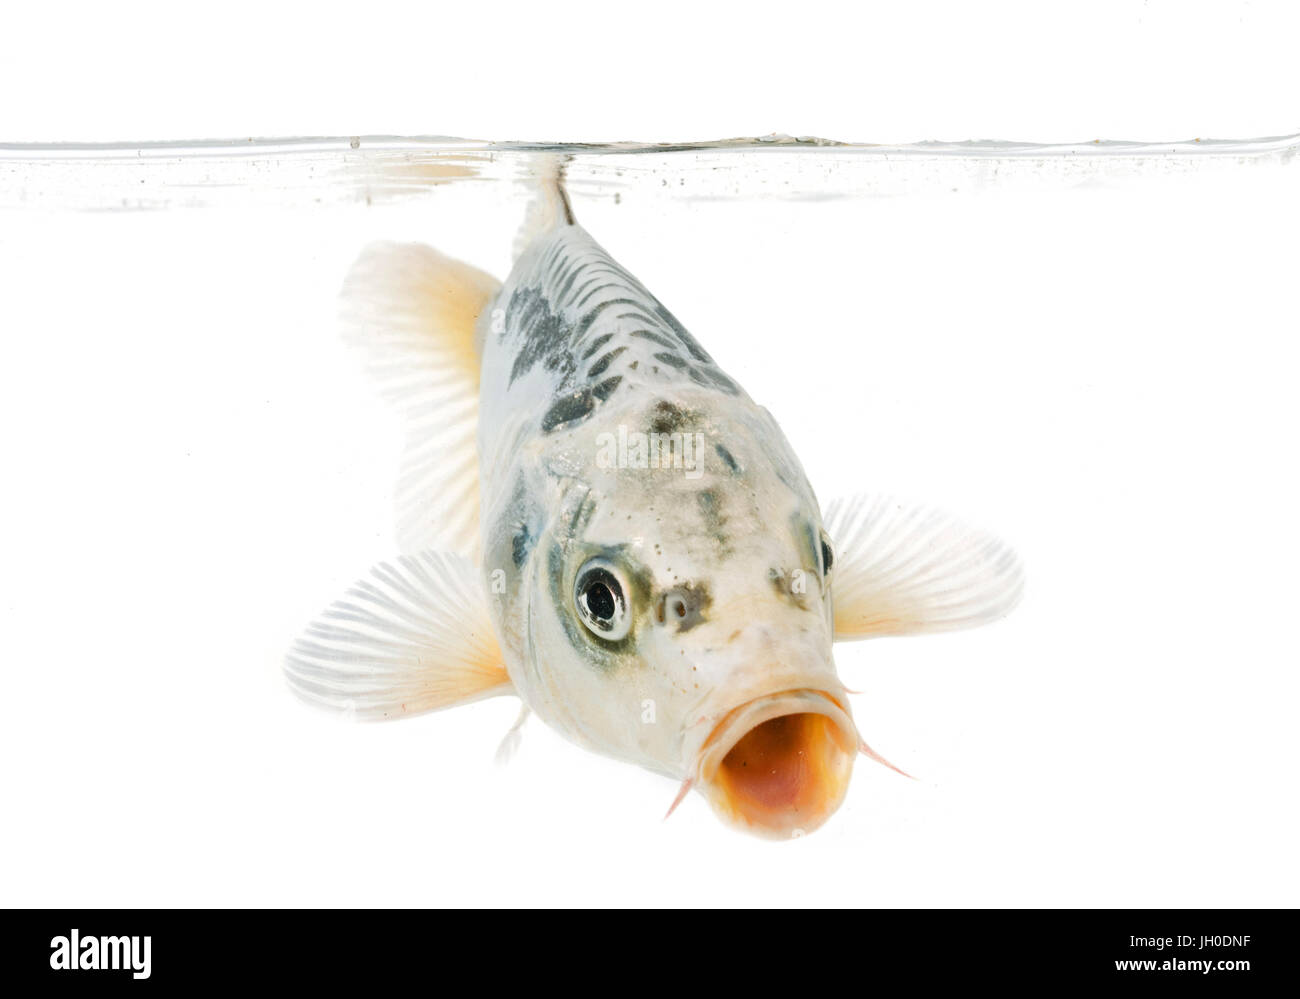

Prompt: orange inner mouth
[712,711,855,834]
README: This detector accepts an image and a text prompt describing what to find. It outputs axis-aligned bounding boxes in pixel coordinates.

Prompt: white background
[2,2,1298,907]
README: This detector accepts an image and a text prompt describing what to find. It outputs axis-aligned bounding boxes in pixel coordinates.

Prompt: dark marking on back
[507,286,577,386]
[654,303,713,363]
[654,351,687,369]
[575,298,642,339]
[552,262,582,304]
[702,367,739,393]
[575,281,622,309]
[506,239,741,428]
[591,375,623,401]
[581,332,614,360]
[587,346,627,379]
[630,329,679,349]
[616,311,663,328]
[541,389,596,432]
[714,443,740,473]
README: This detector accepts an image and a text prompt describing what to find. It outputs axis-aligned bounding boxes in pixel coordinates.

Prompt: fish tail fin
[341,243,500,558]
[513,153,575,261]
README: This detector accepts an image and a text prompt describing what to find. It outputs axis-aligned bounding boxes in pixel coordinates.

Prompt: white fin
[512,154,573,261]
[284,551,511,719]
[341,243,500,559]
[823,494,1024,641]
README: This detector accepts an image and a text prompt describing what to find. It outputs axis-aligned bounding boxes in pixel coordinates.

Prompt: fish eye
[820,531,835,581]
[574,558,632,641]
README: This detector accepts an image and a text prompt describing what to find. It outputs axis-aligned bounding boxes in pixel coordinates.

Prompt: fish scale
[481,224,740,441]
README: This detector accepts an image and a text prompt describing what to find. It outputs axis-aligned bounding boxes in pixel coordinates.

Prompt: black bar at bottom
[0,908,1285,988]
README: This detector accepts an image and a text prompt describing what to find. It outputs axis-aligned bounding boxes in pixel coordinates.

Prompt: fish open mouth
[696,689,858,839]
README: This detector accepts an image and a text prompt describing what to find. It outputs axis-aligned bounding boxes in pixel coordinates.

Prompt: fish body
[286,170,1023,838]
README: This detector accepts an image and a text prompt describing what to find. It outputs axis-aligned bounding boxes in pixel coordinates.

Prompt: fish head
[519,394,857,839]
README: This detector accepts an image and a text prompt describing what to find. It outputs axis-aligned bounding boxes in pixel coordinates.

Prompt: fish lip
[694,687,857,783]
[691,687,860,838]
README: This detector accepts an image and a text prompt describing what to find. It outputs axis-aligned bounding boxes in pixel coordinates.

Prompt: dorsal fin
[512,154,574,262]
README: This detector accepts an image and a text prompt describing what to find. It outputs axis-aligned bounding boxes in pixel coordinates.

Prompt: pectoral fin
[823,494,1024,641]
[284,551,511,719]
[341,243,500,560]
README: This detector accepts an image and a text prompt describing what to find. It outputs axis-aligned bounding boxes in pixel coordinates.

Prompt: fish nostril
[657,587,707,631]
